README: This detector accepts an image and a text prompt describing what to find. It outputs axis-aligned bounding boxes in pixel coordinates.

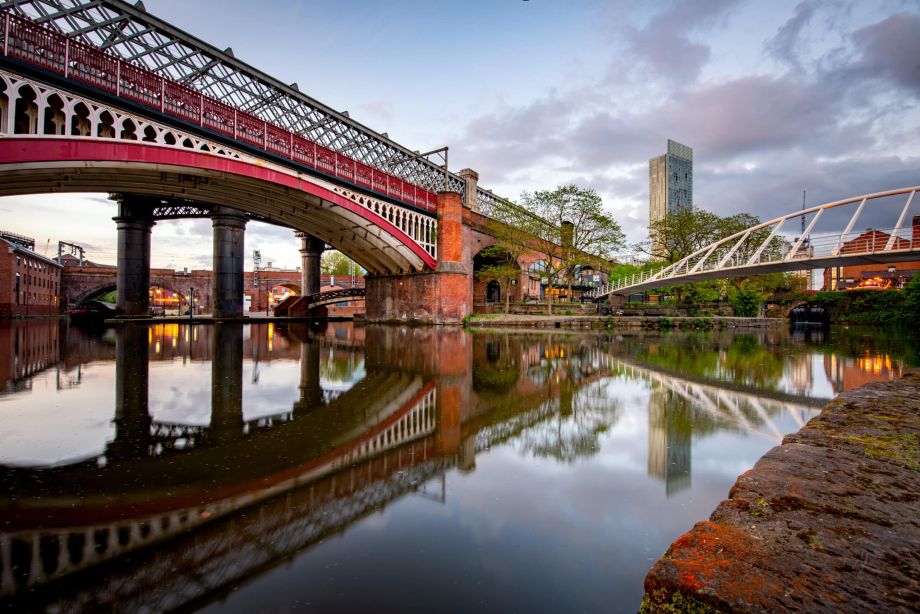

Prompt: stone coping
[465,315,783,329]
[641,370,920,613]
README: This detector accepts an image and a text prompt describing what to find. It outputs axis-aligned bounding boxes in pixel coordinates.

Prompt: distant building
[0,231,63,317]
[822,217,920,290]
[649,139,693,226]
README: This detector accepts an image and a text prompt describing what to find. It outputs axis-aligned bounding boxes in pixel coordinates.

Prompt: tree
[729,288,762,317]
[902,273,920,320]
[519,185,625,313]
[638,207,721,265]
[320,250,362,277]
[476,206,537,313]
[475,248,521,314]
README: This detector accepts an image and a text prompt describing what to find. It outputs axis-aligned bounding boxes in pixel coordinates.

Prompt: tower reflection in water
[0,323,914,611]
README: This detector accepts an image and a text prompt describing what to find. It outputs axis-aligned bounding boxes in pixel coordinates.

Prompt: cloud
[626,0,739,84]
[452,3,919,250]
[850,11,920,94]
[764,0,823,71]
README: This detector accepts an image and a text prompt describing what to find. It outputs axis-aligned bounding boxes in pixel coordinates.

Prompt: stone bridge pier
[365,192,471,324]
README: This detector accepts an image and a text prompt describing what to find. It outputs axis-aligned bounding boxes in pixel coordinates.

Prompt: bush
[903,275,920,320]
[729,289,761,317]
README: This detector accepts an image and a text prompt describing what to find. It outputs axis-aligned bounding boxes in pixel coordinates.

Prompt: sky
[2,0,919,270]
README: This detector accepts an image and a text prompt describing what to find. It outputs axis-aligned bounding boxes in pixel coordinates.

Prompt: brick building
[0,231,63,317]
[823,216,920,290]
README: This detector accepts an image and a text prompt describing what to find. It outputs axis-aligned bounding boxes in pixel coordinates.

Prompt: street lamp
[188,287,195,319]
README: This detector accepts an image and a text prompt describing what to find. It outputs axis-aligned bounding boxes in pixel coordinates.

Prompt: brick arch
[72,282,116,306]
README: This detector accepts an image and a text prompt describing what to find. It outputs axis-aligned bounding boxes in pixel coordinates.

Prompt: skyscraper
[649,139,693,225]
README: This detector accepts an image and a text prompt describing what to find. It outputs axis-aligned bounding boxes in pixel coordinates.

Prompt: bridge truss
[0,0,532,216]
[592,187,919,298]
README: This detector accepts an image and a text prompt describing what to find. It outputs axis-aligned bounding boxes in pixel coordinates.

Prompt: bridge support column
[435,329,470,456]
[212,207,247,319]
[365,192,472,324]
[211,322,244,442]
[109,325,151,459]
[295,340,323,411]
[112,196,155,316]
[297,232,324,297]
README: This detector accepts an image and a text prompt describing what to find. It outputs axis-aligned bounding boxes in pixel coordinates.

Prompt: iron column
[212,206,247,319]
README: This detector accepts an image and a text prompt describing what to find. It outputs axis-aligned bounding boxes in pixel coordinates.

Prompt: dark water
[0,320,916,613]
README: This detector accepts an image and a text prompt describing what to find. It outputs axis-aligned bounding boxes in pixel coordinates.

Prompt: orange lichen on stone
[643,370,920,613]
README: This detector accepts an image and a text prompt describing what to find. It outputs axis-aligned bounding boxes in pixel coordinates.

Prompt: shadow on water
[0,320,916,612]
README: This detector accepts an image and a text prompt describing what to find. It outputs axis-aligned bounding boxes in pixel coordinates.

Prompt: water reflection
[0,322,916,612]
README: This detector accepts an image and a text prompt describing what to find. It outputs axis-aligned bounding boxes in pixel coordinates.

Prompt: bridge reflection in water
[0,322,915,611]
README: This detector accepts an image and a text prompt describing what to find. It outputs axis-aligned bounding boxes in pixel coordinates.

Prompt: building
[0,231,63,317]
[649,139,693,226]
[822,217,920,290]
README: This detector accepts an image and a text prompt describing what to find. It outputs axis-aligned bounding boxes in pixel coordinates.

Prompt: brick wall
[0,241,63,318]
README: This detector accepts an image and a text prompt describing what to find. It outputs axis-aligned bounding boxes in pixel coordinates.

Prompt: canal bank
[465,314,784,330]
[641,369,920,613]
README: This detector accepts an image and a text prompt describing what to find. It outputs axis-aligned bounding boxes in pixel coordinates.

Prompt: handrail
[0,11,438,213]
[587,187,920,298]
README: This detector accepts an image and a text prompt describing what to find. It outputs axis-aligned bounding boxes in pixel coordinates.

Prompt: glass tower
[649,139,693,225]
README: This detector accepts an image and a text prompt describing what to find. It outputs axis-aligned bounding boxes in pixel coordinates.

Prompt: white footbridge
[592,187,919,298]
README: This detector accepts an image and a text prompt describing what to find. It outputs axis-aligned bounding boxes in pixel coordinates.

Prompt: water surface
[0,321,915,612]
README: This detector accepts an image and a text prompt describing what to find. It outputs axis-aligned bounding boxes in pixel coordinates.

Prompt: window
[14,274,20,305]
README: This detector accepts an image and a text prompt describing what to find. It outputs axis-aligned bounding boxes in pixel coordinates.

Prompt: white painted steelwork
[592,187,920,298]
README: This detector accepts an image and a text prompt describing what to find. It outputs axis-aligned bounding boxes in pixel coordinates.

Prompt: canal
[0,321,916,612]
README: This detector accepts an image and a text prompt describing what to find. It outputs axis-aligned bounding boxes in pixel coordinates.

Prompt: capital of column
[211,205,248,229]
[111,193,156,227]
[296,232,325,255]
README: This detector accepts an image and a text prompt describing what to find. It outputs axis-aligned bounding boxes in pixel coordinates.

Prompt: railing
[589,187,920,298]
[0,11,438,213]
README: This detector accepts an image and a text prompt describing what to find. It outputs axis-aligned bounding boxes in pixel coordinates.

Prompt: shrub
[729,289,761,317]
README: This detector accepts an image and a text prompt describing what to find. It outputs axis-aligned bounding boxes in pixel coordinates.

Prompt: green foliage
[475,245,522,314]
[97,290,117,304]
[517,184,625,314]
[658,317,675,329]
[642,207,721,264]
[320,250,362,276]
[903,274,920,319]
[729,288,761,317]
[798,290,910,324]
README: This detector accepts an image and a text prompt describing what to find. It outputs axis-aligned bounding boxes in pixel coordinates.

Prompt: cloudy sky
[3,0,918,269]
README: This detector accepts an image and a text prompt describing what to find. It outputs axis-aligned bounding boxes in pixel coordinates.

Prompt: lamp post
[188,287,194,320]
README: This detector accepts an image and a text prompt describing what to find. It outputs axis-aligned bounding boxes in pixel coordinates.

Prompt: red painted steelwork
[0,138,438,270]
[0,12,438,213]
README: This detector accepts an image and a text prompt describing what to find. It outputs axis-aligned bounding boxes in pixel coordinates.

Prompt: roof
[0,237,62,268]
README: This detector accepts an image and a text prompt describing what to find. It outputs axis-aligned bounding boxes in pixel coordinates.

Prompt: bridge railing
[0,11,438,213]
[589,187,919,297]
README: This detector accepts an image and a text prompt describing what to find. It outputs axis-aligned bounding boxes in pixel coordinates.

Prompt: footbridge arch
[594,187,920,299]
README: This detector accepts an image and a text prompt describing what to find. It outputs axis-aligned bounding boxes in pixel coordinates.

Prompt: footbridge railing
[592,187,919,298]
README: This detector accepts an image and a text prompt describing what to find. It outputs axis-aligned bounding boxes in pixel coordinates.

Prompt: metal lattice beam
[0,0,470,193]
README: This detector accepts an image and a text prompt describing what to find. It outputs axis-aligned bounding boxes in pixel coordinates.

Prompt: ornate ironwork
[306,287,365,307]
[151,203,212,219]
[0,9,441,211]
[0,2,475,196]
[0,67,438,268]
